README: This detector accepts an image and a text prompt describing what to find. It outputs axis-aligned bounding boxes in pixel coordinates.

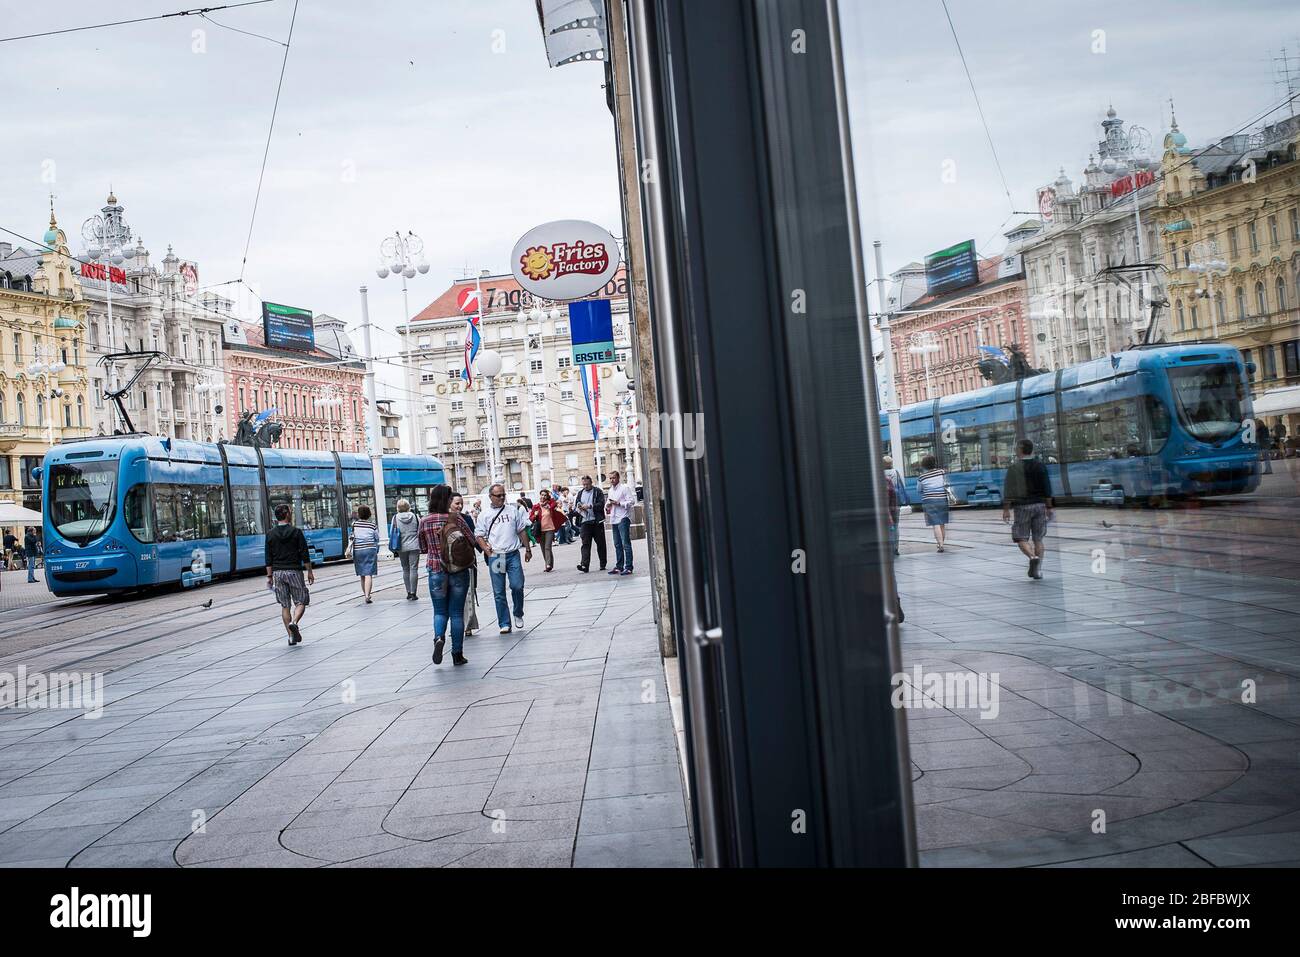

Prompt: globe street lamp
[376,230,430,454]
[476,348,504,485]
[28,343,67,446]
[82,193,132,385]
[1100,125,1158,324]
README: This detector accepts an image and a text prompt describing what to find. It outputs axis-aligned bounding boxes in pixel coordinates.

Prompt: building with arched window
[0,205,91,513]
[1156,106,1300,435]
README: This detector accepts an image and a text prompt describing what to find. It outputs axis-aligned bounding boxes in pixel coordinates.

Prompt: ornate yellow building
[0,206,91,512]
[1156,109,1300,435]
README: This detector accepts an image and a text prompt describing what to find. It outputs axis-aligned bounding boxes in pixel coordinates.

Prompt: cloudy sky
[2,0,1296,414]
[839,0,1298,289]
[1,0,620,406]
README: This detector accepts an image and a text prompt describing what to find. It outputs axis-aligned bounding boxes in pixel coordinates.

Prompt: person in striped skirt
[917,454,950,552]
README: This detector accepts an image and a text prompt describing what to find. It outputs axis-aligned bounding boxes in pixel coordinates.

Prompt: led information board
[262,302,315,352]
[924,239,979,297]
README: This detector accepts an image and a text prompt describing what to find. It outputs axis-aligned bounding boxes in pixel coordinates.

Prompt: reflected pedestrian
[23,527,39,583]
[419,484,472,666]
[883,455,908,556]
[1257,420,1273,475]
[450,492,480,636]
[1002,439,1053,580]
[392,498,422,600]
[265,503,314,646]
[348,505,380,604]
[917,455,950,552]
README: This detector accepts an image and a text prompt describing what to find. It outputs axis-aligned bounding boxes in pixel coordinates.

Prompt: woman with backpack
[449,492,481,636]
[528,489,565,572]
[418,484,473,666]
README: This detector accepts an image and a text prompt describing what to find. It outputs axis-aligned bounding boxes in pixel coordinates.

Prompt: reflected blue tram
[40,436,446,597]
[882,344,1260,506]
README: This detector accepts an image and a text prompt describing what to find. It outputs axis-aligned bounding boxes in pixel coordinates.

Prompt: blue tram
[39,436,446,597]
[883,344,1260,506]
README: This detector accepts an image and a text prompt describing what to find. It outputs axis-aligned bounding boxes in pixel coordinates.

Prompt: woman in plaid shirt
[418,484,473,667]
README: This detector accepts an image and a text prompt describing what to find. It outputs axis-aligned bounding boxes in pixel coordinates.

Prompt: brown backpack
[442,517,476,573]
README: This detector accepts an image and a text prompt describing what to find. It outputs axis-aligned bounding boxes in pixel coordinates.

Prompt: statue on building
[978,343,1048,385]
[230,410,258,446]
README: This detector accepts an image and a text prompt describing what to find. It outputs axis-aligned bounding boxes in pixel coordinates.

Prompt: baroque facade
[78,193,227,441]
[1022,107,1167,371]
[1154,110,1300,433]
[400,270,634,492]
[0,207,91,511]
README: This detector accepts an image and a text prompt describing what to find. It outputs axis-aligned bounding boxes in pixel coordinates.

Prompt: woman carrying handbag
[528,489,565,572]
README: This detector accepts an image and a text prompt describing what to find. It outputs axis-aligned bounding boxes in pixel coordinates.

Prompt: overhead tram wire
[940,0,1016,215]
[238,0,300,283]
[0,1,275,43]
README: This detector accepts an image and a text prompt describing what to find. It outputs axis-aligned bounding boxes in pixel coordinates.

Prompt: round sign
[456,287,480,315]
[511,220,621,301]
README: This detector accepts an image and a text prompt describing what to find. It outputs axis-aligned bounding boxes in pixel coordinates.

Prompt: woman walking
[419,484,471,666]
[529,489,565,572]
[391,499,422,600]
[917,454,950,552]
[349,504,381,602]
[449,492,480,636]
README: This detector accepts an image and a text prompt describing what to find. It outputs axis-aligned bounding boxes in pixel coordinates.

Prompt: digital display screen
[262,302,315,352]
[924,239,979,297]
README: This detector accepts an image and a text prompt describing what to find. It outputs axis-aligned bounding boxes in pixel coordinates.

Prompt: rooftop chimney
[0,242,11,258]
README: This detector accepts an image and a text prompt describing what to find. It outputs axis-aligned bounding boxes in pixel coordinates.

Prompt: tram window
[944,426,981,473]
[984,420,1017,469]
[1145,396,1171,449]
[267,485,302,526]
[301,484,339,530]
[1063,398,1144,462]
[345,484,376,521]
[152,483,225,541]
[902,432,935,475]
[231,486,265,536]
[1023,412,1059,463]
[205,486,228,538]
[1167,364,1244,443]
[125,485,155,543]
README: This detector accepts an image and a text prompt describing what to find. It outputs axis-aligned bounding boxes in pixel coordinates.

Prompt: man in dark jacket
[1002,439,1053,580]
[23,528,40,583]
[573,475,607,572]
[265,503,314,645]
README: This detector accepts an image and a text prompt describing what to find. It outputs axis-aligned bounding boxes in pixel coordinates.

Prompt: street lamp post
[907,331,940,401]
[476,349,504,486]
[872,241,905,471]
[376,231,429,455]
[82,196,131,388]
[1100,125,1158,335]
[28,344,66,447]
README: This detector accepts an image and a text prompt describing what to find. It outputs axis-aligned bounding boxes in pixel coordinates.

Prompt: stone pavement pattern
[897,498,1300,868]
[0,540,693,867]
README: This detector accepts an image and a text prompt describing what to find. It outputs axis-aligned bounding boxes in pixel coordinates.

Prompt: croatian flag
[580,364,600,440]
[457,286,482,385]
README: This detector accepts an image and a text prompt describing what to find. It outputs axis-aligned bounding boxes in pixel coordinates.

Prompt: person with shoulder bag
[391,499,422,600]
[528,488,565,572]
[474,483,532,634]
[449,492,481,636]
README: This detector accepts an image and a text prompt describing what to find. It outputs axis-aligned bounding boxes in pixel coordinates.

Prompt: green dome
[43,228,59,245]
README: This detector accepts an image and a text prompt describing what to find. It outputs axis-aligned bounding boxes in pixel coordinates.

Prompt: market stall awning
[1253,385,1300,417]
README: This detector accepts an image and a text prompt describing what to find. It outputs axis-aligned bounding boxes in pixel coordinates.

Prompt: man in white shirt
[605,470,636,576]
[474,483,532,634]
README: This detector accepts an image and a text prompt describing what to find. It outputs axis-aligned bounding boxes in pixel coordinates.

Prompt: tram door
[624,0,915,865]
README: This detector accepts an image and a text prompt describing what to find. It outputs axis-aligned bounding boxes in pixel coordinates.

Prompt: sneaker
[500,626,512,635]
[1028,557,1040,579]
[289,623,302,645]
[1033,560,1044,580]
[621,569,633,576]
[452,652,468,666]
[286,631,295,647]
[514,615,524,630]
[576,565,588,573]
[433,637,445,665]
[608,568,622,575]
[599,565,607,571]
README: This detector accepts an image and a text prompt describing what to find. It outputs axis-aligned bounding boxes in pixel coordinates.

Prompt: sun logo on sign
[519,245,555,281]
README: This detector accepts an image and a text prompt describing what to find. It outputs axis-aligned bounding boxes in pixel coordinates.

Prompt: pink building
[890,257,1030,405]
[221,320,366,452]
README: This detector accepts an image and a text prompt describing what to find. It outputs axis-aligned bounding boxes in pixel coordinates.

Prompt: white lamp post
[376,230,430,454]
[1100,125,1157,332]
[476,348,504,485]
[907,331,940,401]
[28,344,67,446]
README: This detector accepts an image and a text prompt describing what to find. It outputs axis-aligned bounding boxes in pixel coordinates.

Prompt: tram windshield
[50,462,118,545]
[1167,364,1245,444]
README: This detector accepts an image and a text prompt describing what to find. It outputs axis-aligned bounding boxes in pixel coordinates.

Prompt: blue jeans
[487,550,525,628]
[611,517,632,570]
[27,558,36,583]
[428,568,470,653]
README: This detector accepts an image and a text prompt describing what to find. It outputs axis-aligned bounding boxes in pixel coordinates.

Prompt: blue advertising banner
[568,298,615,365]
[262,302,315,352]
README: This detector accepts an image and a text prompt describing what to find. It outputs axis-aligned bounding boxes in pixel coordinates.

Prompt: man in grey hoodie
[392,498,423,600]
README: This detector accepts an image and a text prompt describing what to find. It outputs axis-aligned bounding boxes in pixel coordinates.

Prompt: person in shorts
[1002,439,1053,580]
[265,503,314,645]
